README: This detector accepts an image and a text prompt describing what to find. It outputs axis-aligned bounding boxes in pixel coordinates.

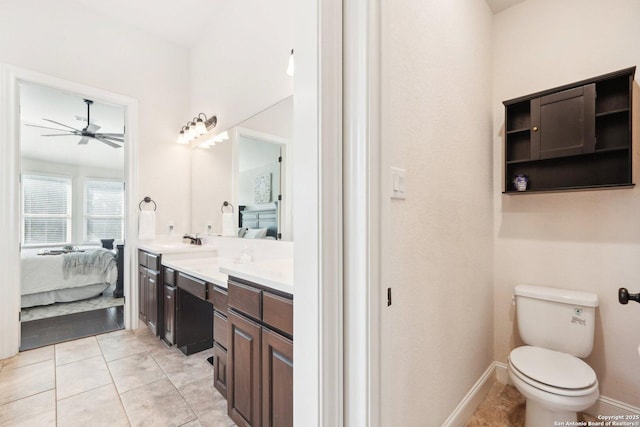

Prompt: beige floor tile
[0,390,56,427]
[0,359,55,406]
[56,355,112,400]
[178,377,220,416]
[96,329,132,341]
[197,408,236,427]
[108,352,166,394]
[153,350,214,389]
[135,332,175,356]
[180,420,204,427]
[120,378,196,427]
[55,336,101,366]
[1,346,54,371]
[98,333,148,362]
[56,383,129,427]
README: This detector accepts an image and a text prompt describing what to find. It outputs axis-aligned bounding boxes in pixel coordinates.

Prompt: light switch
[390,167,406,200]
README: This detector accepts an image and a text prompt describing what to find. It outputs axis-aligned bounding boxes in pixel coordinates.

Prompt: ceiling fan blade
[77,137,90,145]
[24,123,73,132]
[86,123,101,133]
[41,133,75,137]
[96,133,125,137]
[95,136,122,148]
[42,118,81,132]
[96,134,125,142]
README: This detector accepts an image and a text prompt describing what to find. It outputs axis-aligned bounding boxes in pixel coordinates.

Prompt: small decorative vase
[513,174,528,192]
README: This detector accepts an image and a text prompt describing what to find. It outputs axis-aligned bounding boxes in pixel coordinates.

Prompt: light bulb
[286,49,294,76]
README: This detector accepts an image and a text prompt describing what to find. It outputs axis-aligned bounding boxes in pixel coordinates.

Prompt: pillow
[237,228,247,238]
[243,228,268,239]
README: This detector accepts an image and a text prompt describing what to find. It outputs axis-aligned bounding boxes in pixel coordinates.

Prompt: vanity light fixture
[286,49,294,76]
[176,114,217,144]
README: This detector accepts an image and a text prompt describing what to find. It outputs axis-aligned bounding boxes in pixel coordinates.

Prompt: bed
[239,205,279,239]
[20,247,118,308]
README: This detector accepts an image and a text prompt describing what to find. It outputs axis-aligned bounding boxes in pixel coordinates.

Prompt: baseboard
[444,360,640,426]
[441,362,500,427]
[586,395,640,417]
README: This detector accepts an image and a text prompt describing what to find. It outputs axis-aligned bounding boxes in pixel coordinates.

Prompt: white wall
[21,157,123,245]
[189,0,293,135]
[0,0,192,235]
[380,0,494,424]
[493,0,640,407]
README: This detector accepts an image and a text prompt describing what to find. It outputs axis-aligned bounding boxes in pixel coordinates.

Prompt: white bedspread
[21,248,117,296]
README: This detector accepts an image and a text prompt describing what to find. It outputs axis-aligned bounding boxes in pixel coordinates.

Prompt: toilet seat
[509,346,598,397]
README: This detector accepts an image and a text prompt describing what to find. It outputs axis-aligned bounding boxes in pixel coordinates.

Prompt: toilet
[509,284,600,427]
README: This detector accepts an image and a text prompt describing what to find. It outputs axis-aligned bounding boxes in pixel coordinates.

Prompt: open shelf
[503,67,634,194]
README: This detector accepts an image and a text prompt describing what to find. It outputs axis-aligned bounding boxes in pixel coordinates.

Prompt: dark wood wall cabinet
[138,250,161,335]
[503,67,635,194]
[226,277,293,427]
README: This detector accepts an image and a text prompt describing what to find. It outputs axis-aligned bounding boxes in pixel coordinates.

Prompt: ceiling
[20,82,125,170]
[71,0,221,47]
[485,0,527,13]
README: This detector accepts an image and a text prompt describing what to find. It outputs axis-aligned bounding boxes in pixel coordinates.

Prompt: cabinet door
[228,310,262,427]
[261,328,293,427]
[531,83,596,159]
[213,342,228,398]
[138,269,147,323]
[164,285,175,345]
[147,270,159,335]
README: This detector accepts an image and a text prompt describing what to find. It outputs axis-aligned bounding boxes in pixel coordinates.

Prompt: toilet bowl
[508,346,599,427]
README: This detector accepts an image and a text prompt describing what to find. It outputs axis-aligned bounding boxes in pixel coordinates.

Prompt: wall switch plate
[390,166,406,199]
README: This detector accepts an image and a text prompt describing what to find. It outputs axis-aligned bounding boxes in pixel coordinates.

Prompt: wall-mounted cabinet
[504,67,635,193]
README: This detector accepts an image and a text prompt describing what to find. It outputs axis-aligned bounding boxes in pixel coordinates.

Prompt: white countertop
[220,259,294,295]
[161,256,293,295]
[137,241,217,256]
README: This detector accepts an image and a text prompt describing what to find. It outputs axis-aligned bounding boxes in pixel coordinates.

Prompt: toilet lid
[510,346,597,390]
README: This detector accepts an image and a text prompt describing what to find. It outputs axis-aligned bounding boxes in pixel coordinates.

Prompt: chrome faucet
[183,234,202,245]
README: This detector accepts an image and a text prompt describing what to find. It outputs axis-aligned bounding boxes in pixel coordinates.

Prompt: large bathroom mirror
[190,96,293,240]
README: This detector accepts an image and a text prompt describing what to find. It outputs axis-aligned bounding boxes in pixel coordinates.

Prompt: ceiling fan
[24,99,125,148]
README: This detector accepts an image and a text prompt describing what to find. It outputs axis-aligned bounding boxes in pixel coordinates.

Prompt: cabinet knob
[532,126,539,132]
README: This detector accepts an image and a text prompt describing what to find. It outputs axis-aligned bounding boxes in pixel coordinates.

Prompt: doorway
[0,65,140,359]
[18,82,127,350]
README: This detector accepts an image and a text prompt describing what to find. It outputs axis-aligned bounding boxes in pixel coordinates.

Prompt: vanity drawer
[138,250,147,266]
[177,273,207,301]
[164,268,175,286]
[146,253,160,271]
[211,286,228,314]
[263,292,293,337]
[213,311,229,349]
[228,280,262,320]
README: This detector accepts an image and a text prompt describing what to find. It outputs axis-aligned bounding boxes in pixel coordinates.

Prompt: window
[22,174,72,246]
[85,180,124,243]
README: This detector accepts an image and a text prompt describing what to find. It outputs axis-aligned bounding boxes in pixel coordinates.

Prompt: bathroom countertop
[220,258,293,295]
[161,256,294,295]
[137,240,217,256]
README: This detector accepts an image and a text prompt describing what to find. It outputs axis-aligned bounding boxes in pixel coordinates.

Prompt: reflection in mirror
[190,96,293,241]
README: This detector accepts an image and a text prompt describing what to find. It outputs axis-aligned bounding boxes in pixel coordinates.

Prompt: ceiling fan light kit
[176,113,217,145]
[24,98,125,149]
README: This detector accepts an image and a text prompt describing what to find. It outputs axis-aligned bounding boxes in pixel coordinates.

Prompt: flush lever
[618,288,640,304]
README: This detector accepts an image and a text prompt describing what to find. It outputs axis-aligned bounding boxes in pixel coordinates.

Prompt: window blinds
[23,175,72,245]
[85,180,124,243]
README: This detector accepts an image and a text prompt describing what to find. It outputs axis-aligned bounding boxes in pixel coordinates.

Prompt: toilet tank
[514,284,598,358]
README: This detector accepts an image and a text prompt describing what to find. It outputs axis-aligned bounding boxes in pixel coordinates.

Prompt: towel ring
[221,201,234,213]
[139,197,157,212]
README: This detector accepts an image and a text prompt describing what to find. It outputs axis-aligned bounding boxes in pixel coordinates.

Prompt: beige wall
[493,0,640,406]
[0,0,192,235]
[380,0,494,424]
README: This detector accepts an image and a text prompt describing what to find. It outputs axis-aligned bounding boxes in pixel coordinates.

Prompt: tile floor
[0,327,235,427]
[465,382,598,426]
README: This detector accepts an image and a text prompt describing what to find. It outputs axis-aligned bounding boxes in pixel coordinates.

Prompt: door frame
[0,65,139,359]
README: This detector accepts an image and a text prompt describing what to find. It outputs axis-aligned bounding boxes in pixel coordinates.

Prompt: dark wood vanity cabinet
[504,67,635,193]
[227,278,293,427]
[211,285,229,398]
[175,272,213,355]
[162,267,176,345]
[138,250,161,335]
